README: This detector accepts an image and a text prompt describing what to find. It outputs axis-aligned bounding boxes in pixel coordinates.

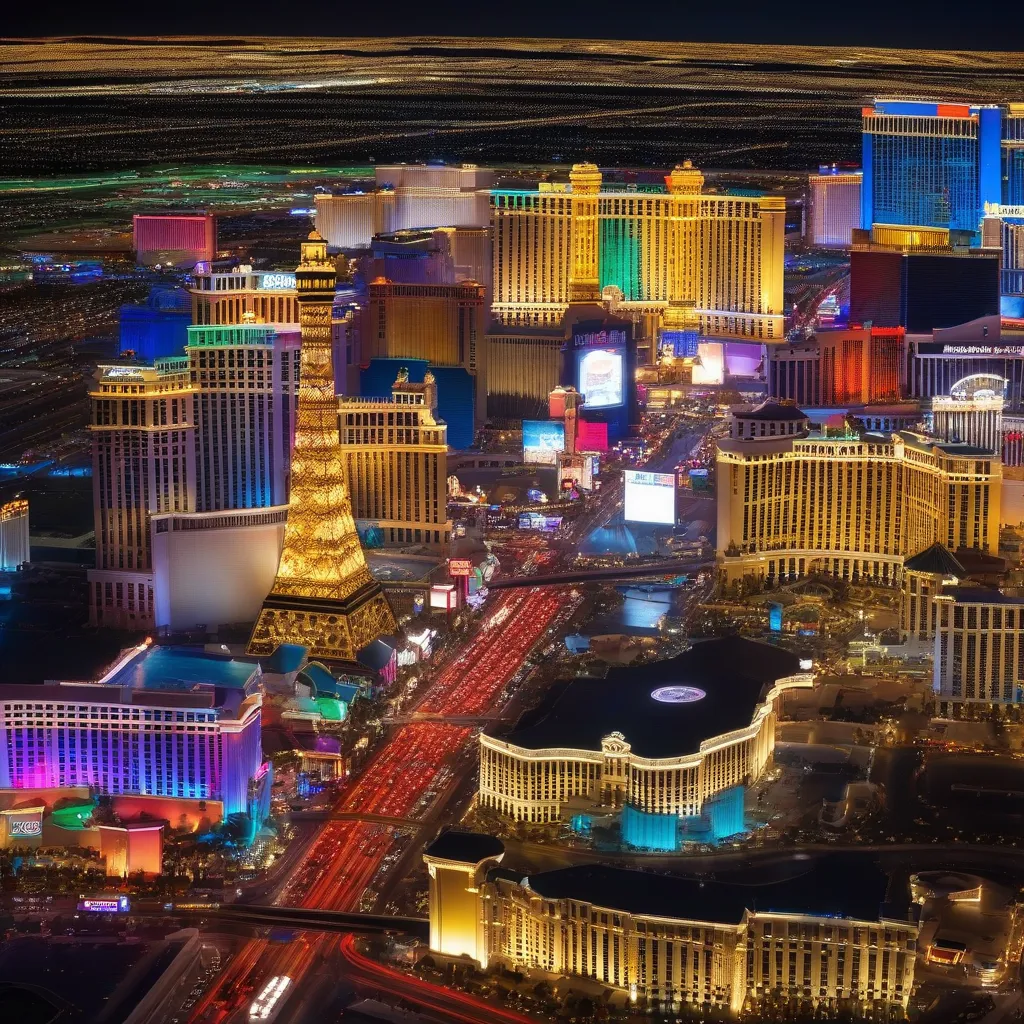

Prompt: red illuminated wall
[111,794,223,832]
[576,419,608,452]
[133,214,216,266]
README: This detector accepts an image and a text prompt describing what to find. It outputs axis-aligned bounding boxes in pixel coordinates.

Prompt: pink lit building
[133,213,217,268]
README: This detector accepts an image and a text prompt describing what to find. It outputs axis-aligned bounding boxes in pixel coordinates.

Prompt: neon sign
[259,273,296,291]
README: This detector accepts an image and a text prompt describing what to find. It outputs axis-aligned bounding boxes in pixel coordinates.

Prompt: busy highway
[188,572,568,1022]
[417,588,572,717]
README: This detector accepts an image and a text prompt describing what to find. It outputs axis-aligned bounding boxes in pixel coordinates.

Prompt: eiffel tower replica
[248,231,395,663]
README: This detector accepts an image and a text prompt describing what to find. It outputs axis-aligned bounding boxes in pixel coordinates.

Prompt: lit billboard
[448,558,473,577]
[523,420,565,465]
[578,349,624,409]
[79,896,131,913]
[623,470,677,525]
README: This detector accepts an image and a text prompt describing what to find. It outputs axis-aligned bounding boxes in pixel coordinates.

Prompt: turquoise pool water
[111,647,258,690]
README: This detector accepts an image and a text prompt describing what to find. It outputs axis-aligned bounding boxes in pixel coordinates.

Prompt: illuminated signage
[9,819,41,837]
[523,420,565,465]
[258,272,297,291]
[651,686,706,704]
[430,585,458,611]
[623,469,677,525]
[577,349,624,409]
[573,327,627,349]
[448,558,473,577]
[942,345,1024,356]
[105,367,144,379]
[984,202,1024,219]
[79,896,131,913]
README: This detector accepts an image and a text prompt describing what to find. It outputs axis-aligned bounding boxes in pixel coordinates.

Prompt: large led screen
[523,420,565,465]
[623,469,677,525]
[578,349,624,409]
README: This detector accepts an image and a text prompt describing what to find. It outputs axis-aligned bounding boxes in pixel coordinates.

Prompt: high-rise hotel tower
[491,161,785,341]
[248,233,395,663]
[89,359,196,627]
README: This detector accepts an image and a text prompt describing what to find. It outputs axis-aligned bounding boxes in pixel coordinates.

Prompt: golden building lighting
[425,831,918,1016]
[491,160,785,341]
[716,402,1001,586]
[248,232,395,662]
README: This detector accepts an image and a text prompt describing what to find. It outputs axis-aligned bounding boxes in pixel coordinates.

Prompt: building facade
[934,589,1024,715]
[89,360,196,628]
[151,507,287,632]
[187,323,300,511]
[478,640,811,826]
[901,544,966,646]
[189,266,300,328]
[133,213,216,268]
[0,680,263,819]
[315,165,493,249]
[338,370,450,549]
[491,162,785,341]
[425,834,918,1016]
[716,415,1002,585]
[766,328,906,407]
[806,167,862,248]
[861,100,1001,238]
[0,499,29,572]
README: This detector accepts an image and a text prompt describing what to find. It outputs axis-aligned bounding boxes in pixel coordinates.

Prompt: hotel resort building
[425,832,919,1016]
[716,401,1001,586]
[478,638,811,849]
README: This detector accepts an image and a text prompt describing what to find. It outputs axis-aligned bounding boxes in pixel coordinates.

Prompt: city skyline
[4,33,1024,1024]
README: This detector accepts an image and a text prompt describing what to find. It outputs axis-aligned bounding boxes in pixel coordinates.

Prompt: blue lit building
[861,100,1002,240]
[360,357,475,449]
[119,286,192,362]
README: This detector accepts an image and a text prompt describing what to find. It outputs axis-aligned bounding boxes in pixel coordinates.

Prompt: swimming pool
[110,646,259,691]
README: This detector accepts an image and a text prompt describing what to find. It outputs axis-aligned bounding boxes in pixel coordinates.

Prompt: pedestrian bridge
[185,902,429,940]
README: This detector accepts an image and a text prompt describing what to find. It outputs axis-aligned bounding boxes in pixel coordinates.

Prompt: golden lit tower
[248,232,395,662]
[568,162,602,302]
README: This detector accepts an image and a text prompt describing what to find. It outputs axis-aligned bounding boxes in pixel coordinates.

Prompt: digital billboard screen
[623,470,677,525]
[577,349,624,409]
[523,420,565,465]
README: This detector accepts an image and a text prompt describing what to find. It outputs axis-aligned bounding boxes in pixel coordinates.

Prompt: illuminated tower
[248,232,395,662]
[569,163,602,302]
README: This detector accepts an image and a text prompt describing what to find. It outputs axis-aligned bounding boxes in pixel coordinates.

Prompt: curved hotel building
[425,832,918,1016]
[479,638,810,845]
[716,401,1001,585]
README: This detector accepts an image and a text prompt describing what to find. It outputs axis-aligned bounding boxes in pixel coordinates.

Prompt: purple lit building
[0,646,266,821]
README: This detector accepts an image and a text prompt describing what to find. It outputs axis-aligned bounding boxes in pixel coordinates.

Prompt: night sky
[3,0,1024,52]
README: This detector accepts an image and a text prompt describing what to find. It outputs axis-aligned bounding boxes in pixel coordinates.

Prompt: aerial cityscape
[4,23,1024,1024]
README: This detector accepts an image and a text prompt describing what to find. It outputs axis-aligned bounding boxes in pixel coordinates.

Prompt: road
[189,573,572,1023]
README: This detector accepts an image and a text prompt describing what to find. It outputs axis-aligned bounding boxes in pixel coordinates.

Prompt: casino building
[189,265,300,327]
[716,401,1002,586]
[491,161,785,341]
[478,638,811,847]
[425,831,919,1015]
[0,643,267,822]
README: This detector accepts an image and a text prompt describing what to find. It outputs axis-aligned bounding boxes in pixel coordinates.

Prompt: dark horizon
[3,0,1024,54]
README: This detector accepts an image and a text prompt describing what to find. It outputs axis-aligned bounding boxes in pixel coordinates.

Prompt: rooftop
[944,587,1024,606]
[904,543,966,577]
[425,829,506,864]
[518,855,900,925]
[504,637,801,759]
[736,400,809,422]
[106,645,260,693]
